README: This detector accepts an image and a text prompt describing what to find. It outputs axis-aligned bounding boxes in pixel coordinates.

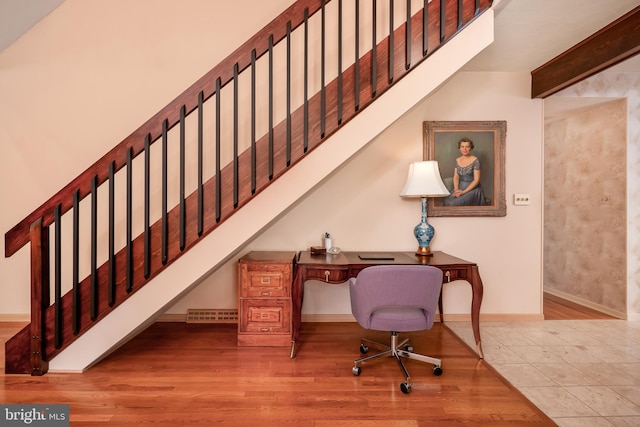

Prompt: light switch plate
[513,194,530,205]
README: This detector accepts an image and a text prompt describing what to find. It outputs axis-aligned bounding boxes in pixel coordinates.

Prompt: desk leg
[290,270,303,358]
[470,265,484,359]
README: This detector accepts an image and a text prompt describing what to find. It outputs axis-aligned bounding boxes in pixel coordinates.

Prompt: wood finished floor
[543,292,616,320]
[1,293,608,426]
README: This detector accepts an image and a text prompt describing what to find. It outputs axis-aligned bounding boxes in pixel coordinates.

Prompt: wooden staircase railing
[4,0,492,375]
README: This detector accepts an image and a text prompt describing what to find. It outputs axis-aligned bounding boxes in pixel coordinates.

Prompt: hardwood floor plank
[0,293,613,426]
[1,321,555,426]
[543,292,616,320]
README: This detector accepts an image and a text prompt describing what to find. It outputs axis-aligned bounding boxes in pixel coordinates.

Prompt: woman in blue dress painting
[443,137,486,206]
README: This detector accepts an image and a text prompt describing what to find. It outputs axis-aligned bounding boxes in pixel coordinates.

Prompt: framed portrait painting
[423,121,506,217]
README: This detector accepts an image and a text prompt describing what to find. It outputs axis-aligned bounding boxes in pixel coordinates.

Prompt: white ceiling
[0,0,64,53]
[1,0,638,86]
[463,0,640,73]
[463,0,640,121]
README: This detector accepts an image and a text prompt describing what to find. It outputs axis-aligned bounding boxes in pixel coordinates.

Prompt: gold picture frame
[424,120,506,217]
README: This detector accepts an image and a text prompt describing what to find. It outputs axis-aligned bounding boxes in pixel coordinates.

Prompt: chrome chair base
[352,332,442,394]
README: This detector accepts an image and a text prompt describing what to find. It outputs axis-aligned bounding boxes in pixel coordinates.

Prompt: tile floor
[447,319,640,427]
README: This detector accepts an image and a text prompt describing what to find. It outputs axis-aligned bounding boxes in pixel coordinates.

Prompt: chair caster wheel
[433,365,443,376]
[359,344,369,354]
[352,366,361,376]
[400,382,411,394]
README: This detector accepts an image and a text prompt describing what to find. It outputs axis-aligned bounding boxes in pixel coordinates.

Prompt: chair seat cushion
[369,307,430,332]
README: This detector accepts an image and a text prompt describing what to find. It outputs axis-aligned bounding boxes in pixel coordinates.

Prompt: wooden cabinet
[237,251,296,346]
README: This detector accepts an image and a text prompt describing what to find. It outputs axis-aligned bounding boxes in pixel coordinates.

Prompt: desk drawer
[442,267,469,282]
[239,263,291,298]
[304,267,350,283]
[239,299,291,333]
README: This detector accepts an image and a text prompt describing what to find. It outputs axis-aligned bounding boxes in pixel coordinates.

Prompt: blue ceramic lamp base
[413,197,434,257]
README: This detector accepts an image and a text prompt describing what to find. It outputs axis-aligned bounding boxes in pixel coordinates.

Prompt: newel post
[29,218,50,376]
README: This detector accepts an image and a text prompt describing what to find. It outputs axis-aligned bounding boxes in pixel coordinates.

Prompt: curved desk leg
[290,269,304,358]
[470,265,484,358]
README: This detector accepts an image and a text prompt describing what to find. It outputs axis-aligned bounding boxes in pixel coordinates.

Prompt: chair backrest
[349,265,443,329]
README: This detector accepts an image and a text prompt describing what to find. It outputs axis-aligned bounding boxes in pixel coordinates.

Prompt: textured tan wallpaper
[544,99,626,313]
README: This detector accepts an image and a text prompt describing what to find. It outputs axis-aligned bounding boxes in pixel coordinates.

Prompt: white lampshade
[400,161,449,198]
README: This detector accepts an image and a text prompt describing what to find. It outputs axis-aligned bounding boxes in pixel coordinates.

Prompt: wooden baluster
[215,77,222,223]
[197,91,204,234]
[233,63,239,209]
[286,21,292,166]
[250,50,257,192]
[144,133,151,278]
[406,0,411,70]
[439,0,446,43]
[161,119,168,265]
[371,0,377,97]
[389,0,394,84]
[303,9,309,151]
[268,35,274,180]
[72,190,81,332]
[53,204,62,348]
[90,176,98,320]
[126,147,133,293]
[355,0,360,110]
[337,0,343,125]
[423,0,429,57]
[108,162,115,306]
[320,0,326,137]
[180,105,186,251]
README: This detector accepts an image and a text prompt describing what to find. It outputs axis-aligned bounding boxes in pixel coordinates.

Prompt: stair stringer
[47,9,494,372]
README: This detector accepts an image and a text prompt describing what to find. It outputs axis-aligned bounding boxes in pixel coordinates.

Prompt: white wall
[170,71,545,319]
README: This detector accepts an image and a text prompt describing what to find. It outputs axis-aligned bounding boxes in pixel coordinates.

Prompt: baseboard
[159,313,358,323]
[11,308,633,325]
[300,313,544,322]
[0,314,30,322]
[141,312,548,323]
[157,314,188,322]
[444,313,544,322]
[544,288,627,319]
[161,314,359,323]
[301,314,357,322]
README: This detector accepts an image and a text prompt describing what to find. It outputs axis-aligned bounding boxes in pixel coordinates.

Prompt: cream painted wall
[0,0,295,317]
[169,71,545,319]
[1,0,544,321]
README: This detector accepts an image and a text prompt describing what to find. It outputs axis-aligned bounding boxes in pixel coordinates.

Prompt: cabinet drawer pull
[259,291,272,296]
[324,270,330,282]
[445,271,451,283]
[260,328,271,332]
[260,277,271,284]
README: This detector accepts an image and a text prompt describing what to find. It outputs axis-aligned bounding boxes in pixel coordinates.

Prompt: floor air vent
[186,309,238,323]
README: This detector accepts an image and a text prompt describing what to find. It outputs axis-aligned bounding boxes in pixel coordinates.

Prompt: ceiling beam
[531,5,640,99]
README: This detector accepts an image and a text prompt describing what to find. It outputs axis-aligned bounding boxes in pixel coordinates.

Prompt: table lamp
[400,161,450,256]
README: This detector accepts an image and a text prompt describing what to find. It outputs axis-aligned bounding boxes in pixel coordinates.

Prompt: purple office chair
[349,265,443,394]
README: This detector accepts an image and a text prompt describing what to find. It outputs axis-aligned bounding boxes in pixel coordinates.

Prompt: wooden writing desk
[292,250,484,358]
